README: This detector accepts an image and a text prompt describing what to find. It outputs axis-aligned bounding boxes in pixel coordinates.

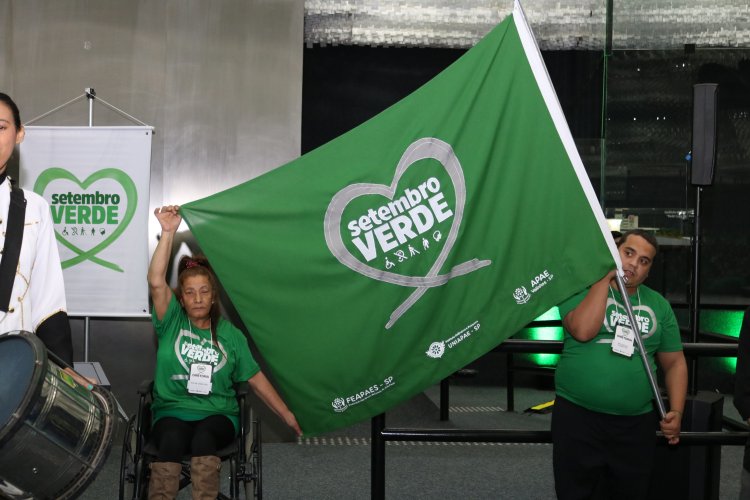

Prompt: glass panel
[605,48,750,304]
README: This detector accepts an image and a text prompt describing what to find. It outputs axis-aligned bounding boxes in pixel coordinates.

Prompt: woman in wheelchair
[147,205,302,499]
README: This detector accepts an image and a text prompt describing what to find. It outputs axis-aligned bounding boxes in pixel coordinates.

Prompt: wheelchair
[119,380,262,499]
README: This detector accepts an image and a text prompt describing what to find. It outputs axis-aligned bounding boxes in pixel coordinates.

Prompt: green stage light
[699,310,744,373]
[700,310,744,338]
[510,308,563,367]
[520,326,562,367]
[516,308,745,374]
[534,307,561,321]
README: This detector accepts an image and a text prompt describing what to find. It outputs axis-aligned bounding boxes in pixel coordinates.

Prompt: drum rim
[0,333,48,448]
[51,385,117,500]
[0,364,118,500]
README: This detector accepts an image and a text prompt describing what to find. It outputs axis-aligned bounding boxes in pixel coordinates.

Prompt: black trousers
[150,415,235,462]
[551,396,658,500]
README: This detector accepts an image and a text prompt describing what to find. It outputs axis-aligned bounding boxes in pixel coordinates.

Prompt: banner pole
[614,274,667,419]
[84,316,90,362]
[24,93,86,126]
[82,87,96,360]
[86,87,96,127]
[24,88,149,127]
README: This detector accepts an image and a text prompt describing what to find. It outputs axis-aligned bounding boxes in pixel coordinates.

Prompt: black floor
[67,383,745,499]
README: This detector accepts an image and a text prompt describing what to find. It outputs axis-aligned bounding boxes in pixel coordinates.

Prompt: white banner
[20,126,152,317]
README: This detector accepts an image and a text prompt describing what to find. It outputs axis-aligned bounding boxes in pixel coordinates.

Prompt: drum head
[0,334,44,441]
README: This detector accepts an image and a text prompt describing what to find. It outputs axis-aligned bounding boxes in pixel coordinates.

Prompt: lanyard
[187,319,212,346]
[609,286,642,332]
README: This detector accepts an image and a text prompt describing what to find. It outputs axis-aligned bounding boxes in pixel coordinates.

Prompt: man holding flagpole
[552,229,687,499]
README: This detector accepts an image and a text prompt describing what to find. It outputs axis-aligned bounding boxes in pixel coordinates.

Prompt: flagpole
[614,274,667,420]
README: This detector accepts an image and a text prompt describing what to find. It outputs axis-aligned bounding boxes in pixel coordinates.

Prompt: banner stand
[25,87,150,129]
[24,88,152,362]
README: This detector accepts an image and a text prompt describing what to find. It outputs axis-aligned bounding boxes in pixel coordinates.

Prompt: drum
[0,332,116,500]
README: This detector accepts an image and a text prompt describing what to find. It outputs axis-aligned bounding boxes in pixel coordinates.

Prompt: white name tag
[612,324,636,357]
[187,362,213,395]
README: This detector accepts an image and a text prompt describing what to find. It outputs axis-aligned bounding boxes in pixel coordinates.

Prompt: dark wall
[302,46,603,153]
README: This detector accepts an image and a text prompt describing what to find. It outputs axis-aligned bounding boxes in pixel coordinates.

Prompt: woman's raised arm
[148,205,181,320]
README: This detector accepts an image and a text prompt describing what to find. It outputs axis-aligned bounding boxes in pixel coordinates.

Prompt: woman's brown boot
[190,455,222,499]
[148,461,181,500]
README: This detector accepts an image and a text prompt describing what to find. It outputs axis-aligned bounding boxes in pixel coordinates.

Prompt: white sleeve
[30,194,68,331]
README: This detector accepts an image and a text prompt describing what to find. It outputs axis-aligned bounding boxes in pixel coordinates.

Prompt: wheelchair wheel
[119,415,148,500]
[242,409,262,499]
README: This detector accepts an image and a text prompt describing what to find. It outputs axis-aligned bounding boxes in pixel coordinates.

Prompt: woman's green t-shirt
[150,295,260,432]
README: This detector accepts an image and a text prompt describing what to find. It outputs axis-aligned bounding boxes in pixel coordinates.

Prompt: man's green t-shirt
[556,284,682,415]
[151,295,260,432]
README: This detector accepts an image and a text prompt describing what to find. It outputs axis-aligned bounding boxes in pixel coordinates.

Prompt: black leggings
[150,415,235,462]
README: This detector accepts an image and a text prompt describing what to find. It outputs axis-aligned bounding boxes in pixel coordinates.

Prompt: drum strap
[0,185,27,312]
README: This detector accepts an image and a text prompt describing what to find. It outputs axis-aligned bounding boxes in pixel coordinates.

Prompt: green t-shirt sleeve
[658,302,683,352]
[557,288,588,325]
[151,294,180,339]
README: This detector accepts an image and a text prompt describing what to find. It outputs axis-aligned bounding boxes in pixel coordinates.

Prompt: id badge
[187,362,213,395]
[612,324,636,357]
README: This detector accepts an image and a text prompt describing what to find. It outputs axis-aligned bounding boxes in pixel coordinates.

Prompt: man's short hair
[617,229,659,257]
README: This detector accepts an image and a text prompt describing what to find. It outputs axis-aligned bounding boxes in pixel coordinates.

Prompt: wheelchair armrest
[137,379,154,396]
[233,382,250,398]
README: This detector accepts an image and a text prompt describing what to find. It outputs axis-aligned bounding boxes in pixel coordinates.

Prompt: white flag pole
[514,0,665,418]
[614,273,667,419]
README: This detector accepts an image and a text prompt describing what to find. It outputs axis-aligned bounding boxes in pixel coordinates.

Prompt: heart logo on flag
[324,137,492,328]
[33,167,138,272]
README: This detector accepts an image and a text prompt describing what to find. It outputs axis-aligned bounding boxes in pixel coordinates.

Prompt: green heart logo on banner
[33,167,138,272]
[324,137,492,328]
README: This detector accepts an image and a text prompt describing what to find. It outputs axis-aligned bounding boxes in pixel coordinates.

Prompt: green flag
[180,1,618,436]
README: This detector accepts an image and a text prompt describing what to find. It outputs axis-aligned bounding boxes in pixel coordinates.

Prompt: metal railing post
[371,413,386,500]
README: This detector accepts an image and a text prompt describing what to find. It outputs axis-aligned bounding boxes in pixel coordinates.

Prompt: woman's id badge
[612,324,636,357]
[187,362,213,395]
